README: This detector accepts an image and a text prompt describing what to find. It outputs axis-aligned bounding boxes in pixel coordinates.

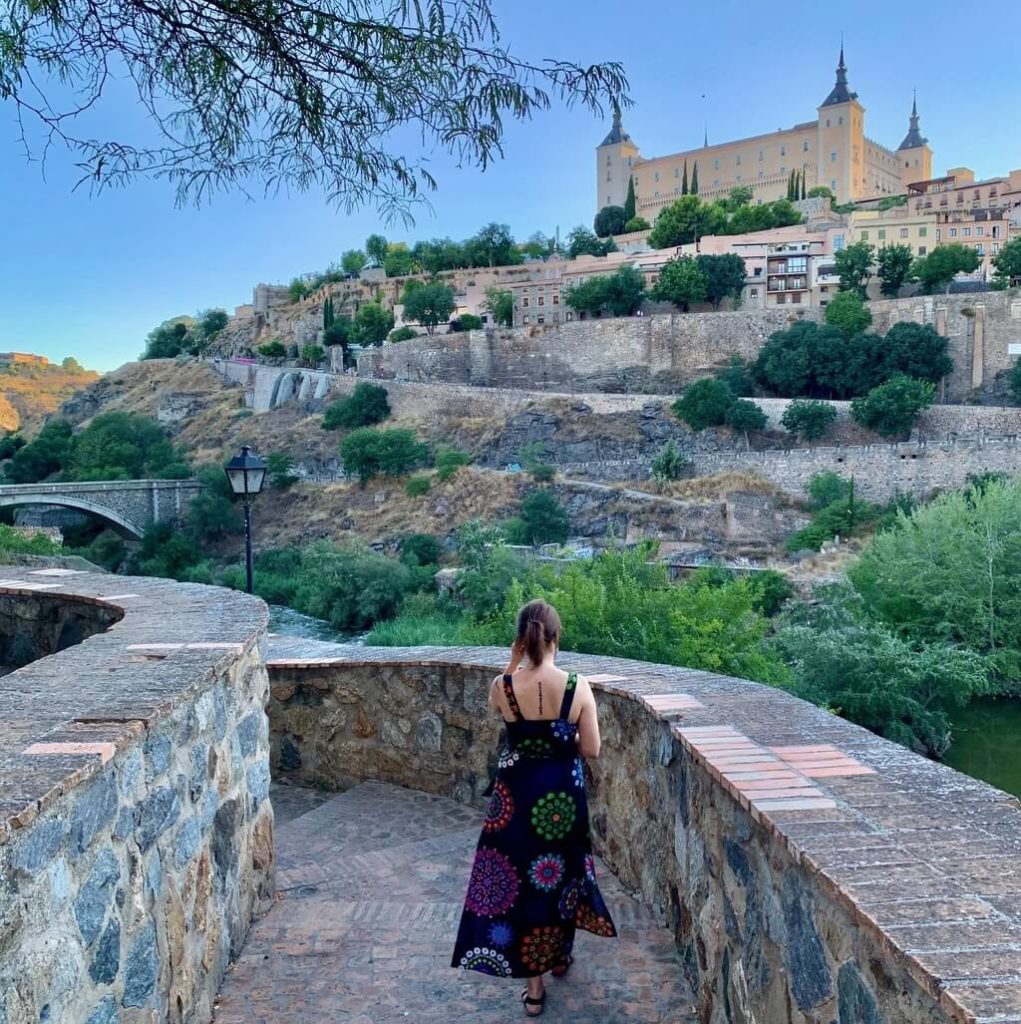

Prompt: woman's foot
[551,954,573,978]
[522,978,546,1017]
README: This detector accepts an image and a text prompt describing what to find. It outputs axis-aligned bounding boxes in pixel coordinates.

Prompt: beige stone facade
[597,48,932,216]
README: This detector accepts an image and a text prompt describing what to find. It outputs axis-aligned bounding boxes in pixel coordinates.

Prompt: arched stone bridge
[0,478,204,537]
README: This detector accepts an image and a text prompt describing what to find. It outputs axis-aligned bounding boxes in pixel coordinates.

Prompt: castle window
[826,119,830,128]
[878,229,886,240]
[936,229,941,241]
[860,231,869,241]
[962,227,971,237]
[899,228,909,239]
[949,228,957,238]
[993,225,1002,238]
[831,180,837,191]
[654,171,659,181]
[552,294,560,305]
[830,151,837,163]
[976,226,984,237]
[736,155,741,165]
[538,295,544,305]
[523,315,530,324]
[606,173,611,182]
[834,234,845,251]
[993,243,1001,254]
[781,145,787,156]
[674,168,679,178]
[713,159,720,170]
[919,227,927,238]
[918,246,927,256]
[976,244,984,255]
[758,171,764,179]
[537,315,545,324]
[803,141,810,152]
[838,116,844,125]
[758,149,764,161]
[522,297,529,306]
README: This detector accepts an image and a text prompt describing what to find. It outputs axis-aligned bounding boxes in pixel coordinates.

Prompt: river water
[944,697,1021,800]
[267,605,364,644]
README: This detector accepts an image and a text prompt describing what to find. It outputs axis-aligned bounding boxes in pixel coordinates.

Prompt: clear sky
[2,0,1020,371]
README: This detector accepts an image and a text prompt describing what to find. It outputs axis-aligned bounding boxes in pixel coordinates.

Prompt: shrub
[0,523,61,556]
[529,463,556,483]
[513,489,570,546]
[405,475,431,497]
[322,383,391,430]
[0,434,26,460]
[746,570,794,617]
[388,326,418,342]
[781,400,838,441]
[623,216,650,233]
[851,376,935,438]
[785,487,876,553]
[435,447,471,482]
[807,471,851,510]
[340,427,428,485]
[301,343,325,366]
[715,355,754,397]
[724,398,768,439]
[672,378,734,430]
[258,340,287,360]
[401,533,442,567]
[449,314,484,332]
[267,452,299,489]
[185,466,242,543]
[651,441,689,482]
[824,290,872,336]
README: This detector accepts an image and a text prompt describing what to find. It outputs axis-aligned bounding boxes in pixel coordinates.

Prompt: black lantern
[224,445,267,593]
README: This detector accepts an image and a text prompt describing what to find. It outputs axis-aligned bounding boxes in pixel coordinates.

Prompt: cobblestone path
[214,780,696,1023]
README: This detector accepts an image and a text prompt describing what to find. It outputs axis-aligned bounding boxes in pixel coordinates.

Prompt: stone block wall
[0,575,274,1024]
[265,648,1021,1023]
[0,592,121,671]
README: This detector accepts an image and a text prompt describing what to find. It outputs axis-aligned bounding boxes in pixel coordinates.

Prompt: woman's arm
[574,678,602,759]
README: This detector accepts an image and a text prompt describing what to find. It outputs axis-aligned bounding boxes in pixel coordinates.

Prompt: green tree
[681,159,688,196]
[322,296,335,329]
[623,216,650,233]
[449,314,484,332]
[267,452,299,489]
[365,234,389,267]
[513,490,570,546]
[877,244,915,298]
[623,177,636,222]
[807,185,835,200]
[807,471,852,510]
[566,225,616,259]
[401,533,442,567]
[834,240,874,297]
[724,398,767,446]
[401,282,456,334]
[913,243,981,294]
[696,253,747,310]
[673,378,734,430]
[1008,360,1021,404]
[61,357,85,373]
[850,479,1021,684]
[727,186,754,210]
[67,412,190,481]
[301,343,325,367]
[824,290,873,336]
[323,316,352,351]
[652,256,707,312]
[594,205,627,238]
[184,466,242,544]
[142,317,192,359]
[258,340,287,361]
[648,195,725,249]
[715,355,754,397]
[484,287,514,327]
[690,161,699,196]
[4,420,73,483]
[879,322,953,384]
[388,326,418,342]
[322,383,391,430]
[564,265,645,318]
[288,277,312,303]
[992,237,1021,289]
[467,223,519,267]
[341,249,367,276]
[651,440,689,483]
[340,427,427,485]
[851,376,935,438]
[349,303,395,347]
[780,399,837,441]
[382,243,415,277]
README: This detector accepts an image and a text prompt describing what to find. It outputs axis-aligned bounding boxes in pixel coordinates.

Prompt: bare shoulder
[572,673,597,702]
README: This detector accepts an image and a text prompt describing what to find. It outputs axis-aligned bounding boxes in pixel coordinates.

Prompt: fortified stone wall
[266,647,1021,1024]
[0,574,274,1024]
[355,291,1021,401]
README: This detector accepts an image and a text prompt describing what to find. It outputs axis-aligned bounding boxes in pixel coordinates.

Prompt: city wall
[266,647,1021,1024]
[355,291,1021,401]
[0,574,274,1024]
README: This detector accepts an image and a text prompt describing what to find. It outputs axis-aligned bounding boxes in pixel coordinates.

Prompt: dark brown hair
[516,599,562,666]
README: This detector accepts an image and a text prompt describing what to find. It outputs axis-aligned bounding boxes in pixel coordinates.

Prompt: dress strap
[501,674,523,721]
[558,673,578,721]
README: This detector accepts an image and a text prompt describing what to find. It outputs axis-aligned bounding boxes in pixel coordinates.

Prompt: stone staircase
[213,780,696,1024]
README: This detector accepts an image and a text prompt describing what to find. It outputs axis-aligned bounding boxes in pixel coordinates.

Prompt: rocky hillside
[0,359,99,433]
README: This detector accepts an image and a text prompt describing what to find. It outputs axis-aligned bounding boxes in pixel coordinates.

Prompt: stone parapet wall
[265,646,1021,1024]
[0,572,274,1024]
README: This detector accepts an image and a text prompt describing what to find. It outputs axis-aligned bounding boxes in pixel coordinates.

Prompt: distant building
[597,47,932,217]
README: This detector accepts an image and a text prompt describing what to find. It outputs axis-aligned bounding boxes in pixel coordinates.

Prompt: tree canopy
[833,241,874,297]
[564,265,646,318]
[877,244,915,298]
[401,282,456,333]
[647,193,803,249]
[652,257,706,312]
[594,206,627,238]
[992,237,1021,289]
[5,0,628,217]
[696,253,747,310]
[913,244,980,294]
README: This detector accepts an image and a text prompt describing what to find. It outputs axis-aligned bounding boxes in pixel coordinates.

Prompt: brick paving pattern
[214,780,696,1024]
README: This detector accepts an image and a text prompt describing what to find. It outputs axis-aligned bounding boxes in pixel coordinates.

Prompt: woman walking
[451,600,617,1017]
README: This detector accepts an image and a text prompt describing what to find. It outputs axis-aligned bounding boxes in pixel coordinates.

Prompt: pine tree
[624,177,636,222]
[681,159,688,196]
[690,161,699,196]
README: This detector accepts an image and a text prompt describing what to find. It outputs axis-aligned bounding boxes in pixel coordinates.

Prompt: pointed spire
[897,89,928,150]
[703,124,709,149]
[821,42,857,107]
[599,102,632,147]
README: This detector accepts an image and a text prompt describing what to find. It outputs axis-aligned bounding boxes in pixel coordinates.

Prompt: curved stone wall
[0,571,273,1024]
[267,646,1021,1024]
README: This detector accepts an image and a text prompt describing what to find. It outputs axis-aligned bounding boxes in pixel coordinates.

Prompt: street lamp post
[224,445,267,593]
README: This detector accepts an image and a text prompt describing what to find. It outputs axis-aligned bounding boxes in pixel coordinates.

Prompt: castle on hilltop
[597,47,933,219]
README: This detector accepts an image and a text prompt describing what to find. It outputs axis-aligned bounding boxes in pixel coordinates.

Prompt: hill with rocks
[0,356,98,432]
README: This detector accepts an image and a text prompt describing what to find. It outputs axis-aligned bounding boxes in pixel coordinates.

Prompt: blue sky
[2,0,1020,371]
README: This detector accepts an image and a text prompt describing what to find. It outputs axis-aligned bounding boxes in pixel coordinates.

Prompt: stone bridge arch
[0,479,204,538]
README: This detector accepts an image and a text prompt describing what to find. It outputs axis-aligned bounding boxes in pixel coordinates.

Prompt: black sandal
[551,955,574,978]
[521,988,546,1017]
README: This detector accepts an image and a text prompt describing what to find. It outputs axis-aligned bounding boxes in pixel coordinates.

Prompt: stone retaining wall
[0,572,274,1024]
[266,646,1021,1024]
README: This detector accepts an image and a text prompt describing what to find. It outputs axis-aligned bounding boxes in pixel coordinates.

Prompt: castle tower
[816,45,865,202]
[897,92,932,187]
[595,106,640,214]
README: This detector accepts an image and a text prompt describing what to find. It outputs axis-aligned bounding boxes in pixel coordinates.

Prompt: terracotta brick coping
[0,571,267,846]
[267,644,1021,1023]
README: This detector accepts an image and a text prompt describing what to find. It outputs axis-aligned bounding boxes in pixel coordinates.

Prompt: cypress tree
[786,170,794,200]
[681,159,689,195]
[801,173,807,200]
[690,161,699,196]
[624,176,636,221]
[323,296,335,329]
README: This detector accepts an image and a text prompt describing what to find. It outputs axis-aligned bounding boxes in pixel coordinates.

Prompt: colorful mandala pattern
[520,926,566,974]
[465,848,520,917]
[483,781,514,833]
[497,748,520,770]
[571,758,585,788]
[558,878,584,921]
[551,719,575,742]
[576,903,616,937]
[529,853,565,892]
[530,791,576,841]
[458,946,513,976]
[488,921,514,949]
[584,853,597,882]
[518,737,554,758]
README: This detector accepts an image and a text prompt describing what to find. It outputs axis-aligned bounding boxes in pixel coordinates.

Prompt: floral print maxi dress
[451,673,617,978]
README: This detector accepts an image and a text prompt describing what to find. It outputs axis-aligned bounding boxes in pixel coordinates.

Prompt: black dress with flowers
[451,673,617,979]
